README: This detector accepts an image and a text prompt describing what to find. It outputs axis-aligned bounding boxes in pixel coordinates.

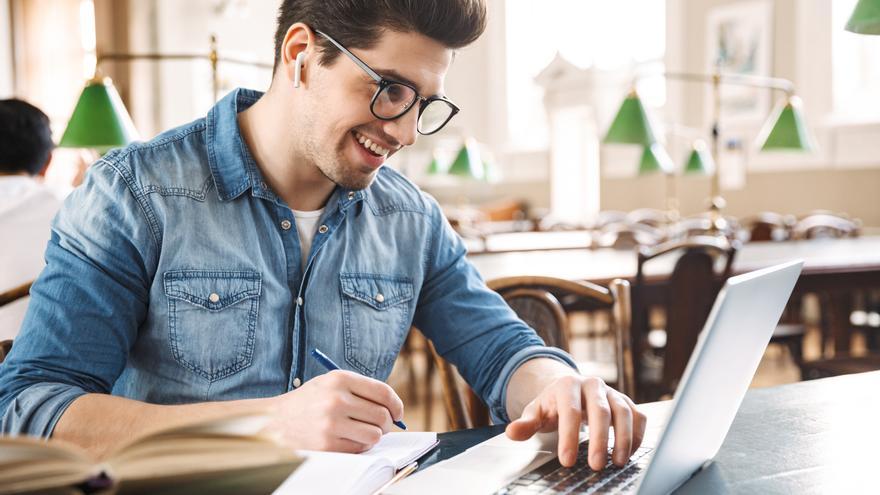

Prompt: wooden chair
[0,339,11,364]
[793,212,863,355]
[740,213,807,365]
[594,222,665,250]
[0,280,32,364]
[0,281,32,307]
[626,208,668,229]
[670,215,740,242]
[429,276,634,430]
[744,212,796,242]
[590,210,628,230]
[632,236,738,402]
[793,213,861,240]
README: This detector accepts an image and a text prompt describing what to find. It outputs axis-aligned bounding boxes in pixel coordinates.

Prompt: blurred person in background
[0,98,61,341]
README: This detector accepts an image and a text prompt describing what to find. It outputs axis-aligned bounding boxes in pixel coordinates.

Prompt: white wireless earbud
[293,52,306,88]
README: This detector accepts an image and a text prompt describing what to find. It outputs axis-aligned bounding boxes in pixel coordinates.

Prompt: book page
[0,436,95,494]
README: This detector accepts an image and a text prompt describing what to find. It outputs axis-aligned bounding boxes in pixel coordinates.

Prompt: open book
[0,414,303,495]
[274,431,438,495]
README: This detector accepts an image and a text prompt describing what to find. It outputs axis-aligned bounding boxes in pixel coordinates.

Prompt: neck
[237,88,335,211]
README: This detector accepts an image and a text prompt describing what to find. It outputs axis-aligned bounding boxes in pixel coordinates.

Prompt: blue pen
[310,348,407,430]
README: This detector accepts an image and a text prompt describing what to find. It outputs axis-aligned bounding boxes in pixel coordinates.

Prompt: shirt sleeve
[0,153,158,437]
[412,197,578,424]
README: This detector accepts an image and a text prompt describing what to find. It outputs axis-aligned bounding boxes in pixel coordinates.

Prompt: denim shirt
[0,88,576,437]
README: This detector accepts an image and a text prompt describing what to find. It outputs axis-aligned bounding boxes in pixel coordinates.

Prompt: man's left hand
[505,375,646,471]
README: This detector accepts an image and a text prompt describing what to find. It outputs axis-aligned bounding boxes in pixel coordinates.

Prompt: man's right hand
[263,370,405,453]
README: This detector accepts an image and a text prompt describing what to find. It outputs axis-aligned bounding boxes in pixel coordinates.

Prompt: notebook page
[361,431,438,469]
[273,432,437,495]
[273,450,390,495]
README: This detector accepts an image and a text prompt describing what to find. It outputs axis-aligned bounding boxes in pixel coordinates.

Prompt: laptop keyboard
[495,443,654,494]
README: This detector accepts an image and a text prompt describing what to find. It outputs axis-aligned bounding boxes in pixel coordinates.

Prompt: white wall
[0,0,13,97]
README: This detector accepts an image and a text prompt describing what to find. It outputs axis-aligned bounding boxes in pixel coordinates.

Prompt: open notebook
[274,431,438,495]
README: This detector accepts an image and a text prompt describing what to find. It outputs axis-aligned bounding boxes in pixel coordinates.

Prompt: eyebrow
[372,68,445,98]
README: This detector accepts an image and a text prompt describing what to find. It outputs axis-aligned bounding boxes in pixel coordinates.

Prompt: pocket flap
[164,270,261,310]
[340,273,414,310]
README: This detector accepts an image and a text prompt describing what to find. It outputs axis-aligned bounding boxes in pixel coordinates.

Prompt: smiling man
[0,0,644,471]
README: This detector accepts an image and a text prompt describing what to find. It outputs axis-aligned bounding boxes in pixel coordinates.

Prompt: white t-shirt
[0,176,63,340]
[292,208,324,269]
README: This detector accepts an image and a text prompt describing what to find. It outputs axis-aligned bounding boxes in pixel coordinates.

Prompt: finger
[555,378,584,467]
[505,400,545,441]
[583,378,612,471]
[336,417,384,449]
[321,436,372,454]
[337,371,405,423]
[346,393,394,433]
[607,391,633,467]
[621,394,647,454]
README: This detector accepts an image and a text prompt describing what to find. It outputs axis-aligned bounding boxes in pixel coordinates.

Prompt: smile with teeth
[354,131,391,156]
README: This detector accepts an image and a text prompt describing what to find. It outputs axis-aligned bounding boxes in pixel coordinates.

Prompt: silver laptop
[387,260,804,495]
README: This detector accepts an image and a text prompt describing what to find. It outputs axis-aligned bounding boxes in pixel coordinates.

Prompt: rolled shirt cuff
[487,346,579,424]
[1,382,87,437]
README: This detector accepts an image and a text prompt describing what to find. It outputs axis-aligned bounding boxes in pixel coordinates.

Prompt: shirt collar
[206,88,268,202]
[205,87,371,210]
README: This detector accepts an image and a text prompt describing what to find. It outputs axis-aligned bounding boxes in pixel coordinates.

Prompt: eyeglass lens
[372,83,454,134]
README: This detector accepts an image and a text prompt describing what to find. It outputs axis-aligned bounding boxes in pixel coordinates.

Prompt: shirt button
[347,191,355,200]
[375,293,385,303]
[280,219,292,230]
[209,293,220,303]
[318,224,329,234]
[293,377,302,388]
[296,296,303,306]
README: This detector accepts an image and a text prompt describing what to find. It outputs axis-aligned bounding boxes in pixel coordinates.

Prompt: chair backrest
[671,215,740,241]
[745,212,796,242]
[633,236,738,401]
[626,208,668,229]
[0,339,11,364]
[0,281,33,308]
[0,281,33,364]
[595,222,665,250]
[793,213,861,240]
[429,276,634,430]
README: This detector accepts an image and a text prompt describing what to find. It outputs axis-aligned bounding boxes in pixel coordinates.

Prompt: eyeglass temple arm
[313,29,383,82]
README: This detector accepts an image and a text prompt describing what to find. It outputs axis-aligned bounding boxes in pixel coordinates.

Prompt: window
[505,0,666,149]
[832,0,880,121]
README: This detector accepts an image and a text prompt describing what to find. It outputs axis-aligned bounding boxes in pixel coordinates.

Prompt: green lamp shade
[60,77,139,152]
[683,139,715,175]
[757,96,814,151]
[427,154,443,175]
[639,143,674,175]
[448,139,485,180]
[846,0,880,35]
[604,90,657,146]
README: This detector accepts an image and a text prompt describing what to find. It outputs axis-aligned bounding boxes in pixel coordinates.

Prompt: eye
[385,84,407,103]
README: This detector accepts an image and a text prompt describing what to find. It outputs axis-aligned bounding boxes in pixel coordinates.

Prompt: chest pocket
[340,273,414,377]
[164,270,261,382]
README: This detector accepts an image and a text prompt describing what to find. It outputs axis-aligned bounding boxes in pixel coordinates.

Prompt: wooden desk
[428,371,880,494]
[468,236,880,354]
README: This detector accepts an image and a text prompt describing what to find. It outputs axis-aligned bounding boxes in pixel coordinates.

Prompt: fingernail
[592,452,606,468]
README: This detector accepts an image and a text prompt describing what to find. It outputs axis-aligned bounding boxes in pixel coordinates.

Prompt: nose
[382,106,419,147]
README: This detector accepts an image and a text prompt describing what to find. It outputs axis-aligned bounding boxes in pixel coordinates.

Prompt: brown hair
[272,0,487,72]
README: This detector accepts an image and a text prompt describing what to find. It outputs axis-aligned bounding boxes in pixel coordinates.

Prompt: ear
[281,22,315,88]
[36,151,53,177]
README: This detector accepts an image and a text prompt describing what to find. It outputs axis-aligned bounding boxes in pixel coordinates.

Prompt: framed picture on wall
[705,0,773,124]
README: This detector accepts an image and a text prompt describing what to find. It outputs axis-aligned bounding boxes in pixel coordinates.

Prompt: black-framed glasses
[314,29,459,135]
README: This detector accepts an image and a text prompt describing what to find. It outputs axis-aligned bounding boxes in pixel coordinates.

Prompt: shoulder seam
[98,158,163,251]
